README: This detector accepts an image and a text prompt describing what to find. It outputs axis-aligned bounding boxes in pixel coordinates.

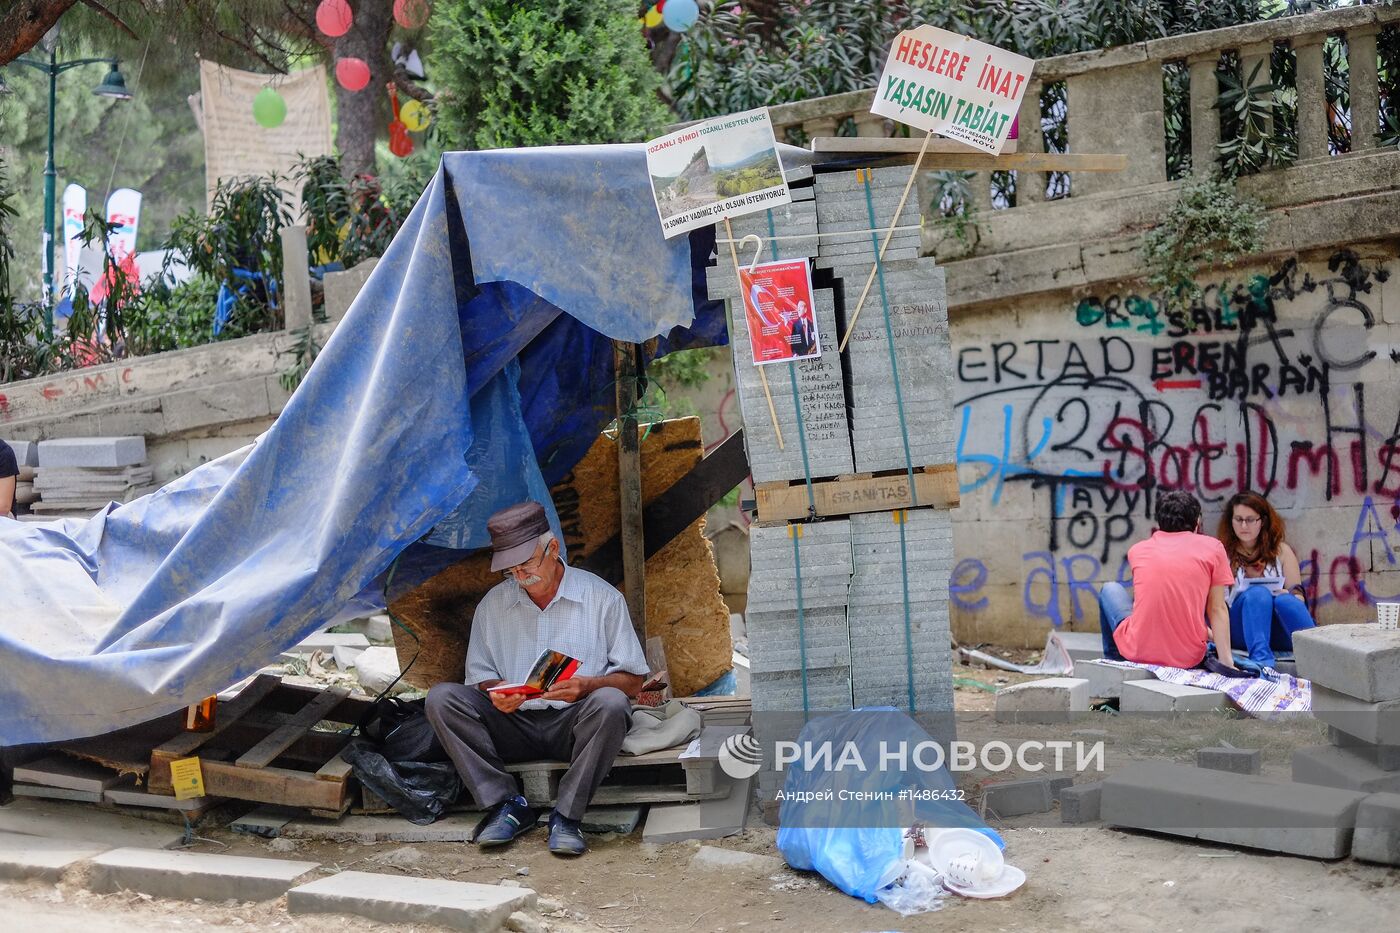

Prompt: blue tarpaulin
[0,145,733,746]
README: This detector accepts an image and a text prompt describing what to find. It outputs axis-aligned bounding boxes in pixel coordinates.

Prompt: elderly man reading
[426,501,648,856]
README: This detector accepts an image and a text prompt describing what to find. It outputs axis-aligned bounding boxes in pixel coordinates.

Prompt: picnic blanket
[1097,660,1311,715]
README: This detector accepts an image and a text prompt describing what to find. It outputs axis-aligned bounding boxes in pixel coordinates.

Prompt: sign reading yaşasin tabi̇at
[871,25,1035,154]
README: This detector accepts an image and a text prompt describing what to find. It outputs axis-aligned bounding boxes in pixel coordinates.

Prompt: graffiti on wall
[951,250,1400,628]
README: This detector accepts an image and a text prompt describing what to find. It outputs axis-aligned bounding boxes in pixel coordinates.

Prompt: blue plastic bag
[775,708,1002,903]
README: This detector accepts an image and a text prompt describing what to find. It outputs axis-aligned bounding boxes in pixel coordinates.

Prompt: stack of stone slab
[3,439,39,513]
[32,436,154,515]
[812,167,921,274]
[848,508,953,710]
[1292,624,1400,795]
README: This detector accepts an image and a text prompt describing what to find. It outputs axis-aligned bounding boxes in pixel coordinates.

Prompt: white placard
[645,107,791,239]
[871,25,1034,154]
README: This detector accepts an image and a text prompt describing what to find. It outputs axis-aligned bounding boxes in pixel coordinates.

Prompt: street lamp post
[9,41,131,335]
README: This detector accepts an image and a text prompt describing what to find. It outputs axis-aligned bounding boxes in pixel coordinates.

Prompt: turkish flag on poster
[739,258,820,366]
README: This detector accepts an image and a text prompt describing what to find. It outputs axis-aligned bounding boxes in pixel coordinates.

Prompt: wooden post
[613,340,647,645]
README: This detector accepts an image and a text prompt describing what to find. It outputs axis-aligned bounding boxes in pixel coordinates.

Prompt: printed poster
[645,107,790,239]
[871,25,1034,154]
[740,258,819,366]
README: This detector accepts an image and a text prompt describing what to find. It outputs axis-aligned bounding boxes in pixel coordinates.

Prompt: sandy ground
[3,653,1398,931]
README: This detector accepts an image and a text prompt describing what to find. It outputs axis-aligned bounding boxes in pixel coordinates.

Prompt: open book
[487,649,581,698]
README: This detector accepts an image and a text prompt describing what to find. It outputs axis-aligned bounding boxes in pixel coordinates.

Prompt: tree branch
[393,64,434,103]
[78,0,137,39]
[215,28,285,74]
[0,0,79,66]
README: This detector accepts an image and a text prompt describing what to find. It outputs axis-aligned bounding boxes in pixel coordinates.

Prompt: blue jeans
[1097,582,1133,662]
[1229,586,1316,668]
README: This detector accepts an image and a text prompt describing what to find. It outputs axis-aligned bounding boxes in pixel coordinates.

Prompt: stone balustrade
[768,4,1400,208]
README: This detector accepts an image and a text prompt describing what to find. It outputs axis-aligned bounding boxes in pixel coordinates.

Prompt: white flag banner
[871,25,1034,154]
[105,187,142,262]
[61,183,86,296]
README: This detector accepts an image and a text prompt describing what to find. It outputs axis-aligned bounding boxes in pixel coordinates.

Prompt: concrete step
[0,831,109,882]
[1292,744,1400,794]
[287,870,535,930]
[1120,680,1228,713]
[89,848,321,901]
[1293,623,1400,703]
[1354,792,1400,866]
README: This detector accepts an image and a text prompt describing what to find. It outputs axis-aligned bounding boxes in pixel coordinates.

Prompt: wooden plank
[235,687,349,769]
[575,428,750,584]
[315,750,354,783]
[150,674,281,762]
[198,761,349,811]
[754,463,958,524]
[810,139,1128,172]
[261,682,375,725]
[504,744,690,774]
[614,340,647,645]
[679,726,751,762]
[811,135,1018,154]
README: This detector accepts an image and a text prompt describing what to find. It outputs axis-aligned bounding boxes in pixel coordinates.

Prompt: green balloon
[253,87,287,128]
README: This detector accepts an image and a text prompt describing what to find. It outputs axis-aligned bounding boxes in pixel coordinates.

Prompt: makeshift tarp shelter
[0,145,746,746]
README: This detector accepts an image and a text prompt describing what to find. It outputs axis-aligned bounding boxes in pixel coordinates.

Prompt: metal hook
[739,234,763,272]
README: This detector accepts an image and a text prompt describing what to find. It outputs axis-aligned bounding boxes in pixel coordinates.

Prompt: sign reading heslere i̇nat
[871,25,1035,154]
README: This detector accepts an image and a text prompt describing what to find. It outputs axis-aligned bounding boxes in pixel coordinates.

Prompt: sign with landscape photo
[645,107,791,238]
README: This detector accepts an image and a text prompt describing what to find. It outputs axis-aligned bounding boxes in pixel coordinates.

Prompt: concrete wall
[950,246,1400,645]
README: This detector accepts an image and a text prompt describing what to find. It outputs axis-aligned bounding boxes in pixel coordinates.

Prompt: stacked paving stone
[812,167,921,272]
[1292,625,1400,795]
[32,436,154,515]
[848,508,953,710]
[840,259,954,473]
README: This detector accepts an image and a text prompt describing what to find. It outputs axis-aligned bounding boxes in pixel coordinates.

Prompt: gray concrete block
[689,845,785,875]
[2,439,38,466]
[288,870,534,930]
[1101,761,1365,859]
[994,677,1090,723]
[1293,623,1400,703]
[89,848,320,902]
[982,777,1054,817]
[1074,659,1153,698]
[1353,791,1400,865]
[642,773,752,843]
[1311,684,1400,746]
[0,798,186,849]
[0,831,108,882]
[1120,680,1229,713]
[1197,747,1262,775]
[1060,781,1103,824]
[12,783,104,803]
[161,378,272,434]
[1058,631,1106,663]
[1292,744,1400,793]
[14,754,123,792]
[1328,725,1400,770]
[37,436,145,467]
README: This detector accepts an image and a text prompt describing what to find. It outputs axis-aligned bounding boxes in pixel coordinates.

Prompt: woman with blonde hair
[1216,491,1316,668]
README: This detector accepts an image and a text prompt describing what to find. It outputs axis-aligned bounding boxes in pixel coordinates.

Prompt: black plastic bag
[359,697,448,763]
[342,740,461,825]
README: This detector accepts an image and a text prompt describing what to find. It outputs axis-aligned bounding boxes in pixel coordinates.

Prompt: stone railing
[768,4,1400,208]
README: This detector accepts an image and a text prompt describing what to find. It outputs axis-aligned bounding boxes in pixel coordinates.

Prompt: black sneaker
[473,796,538,847]
[547,811,587,856]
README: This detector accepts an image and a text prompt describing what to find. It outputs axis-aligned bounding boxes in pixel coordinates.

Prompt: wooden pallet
[753,463,958,525]
[147,675,372,817]
[503,725,750,808]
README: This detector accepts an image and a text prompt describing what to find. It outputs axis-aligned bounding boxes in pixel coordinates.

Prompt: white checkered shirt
[465,562,649,710]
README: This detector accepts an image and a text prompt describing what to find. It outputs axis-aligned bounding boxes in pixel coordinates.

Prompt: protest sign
[646,107,790,239]
[740,258,820,366]
[871,25,1034,155]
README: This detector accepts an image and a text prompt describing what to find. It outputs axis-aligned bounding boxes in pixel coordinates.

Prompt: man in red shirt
[1097,490,1237,670]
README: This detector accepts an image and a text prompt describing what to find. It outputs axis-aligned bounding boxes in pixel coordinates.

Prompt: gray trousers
[425,683,631,820]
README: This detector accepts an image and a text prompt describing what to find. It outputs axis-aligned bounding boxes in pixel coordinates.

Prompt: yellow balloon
[644,7,663,27]
[400,99,431,132]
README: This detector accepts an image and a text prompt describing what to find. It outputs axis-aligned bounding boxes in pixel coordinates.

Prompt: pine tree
[428,0,671,150]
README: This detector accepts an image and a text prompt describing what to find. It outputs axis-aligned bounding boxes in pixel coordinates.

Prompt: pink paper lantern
[315,0,353,38]
[394,0,431,30]
[335,57,371,92]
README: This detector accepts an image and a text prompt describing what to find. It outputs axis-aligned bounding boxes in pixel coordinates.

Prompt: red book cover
[487,650,581,698]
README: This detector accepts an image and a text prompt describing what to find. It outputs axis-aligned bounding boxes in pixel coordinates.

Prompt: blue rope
[896,510,916,713]
[860,172,919,506]
[767,208,818,519]
[790,524,811,716]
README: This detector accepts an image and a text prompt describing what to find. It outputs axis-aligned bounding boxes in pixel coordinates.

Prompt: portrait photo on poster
[740,258,820,366]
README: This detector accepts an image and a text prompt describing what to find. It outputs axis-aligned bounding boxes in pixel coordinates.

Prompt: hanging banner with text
[740,258,819,366]
[645,107,791,239]
[61,183,86,297]
[871,25,1034,154]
